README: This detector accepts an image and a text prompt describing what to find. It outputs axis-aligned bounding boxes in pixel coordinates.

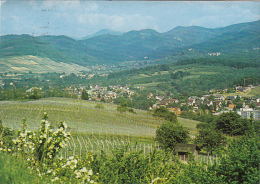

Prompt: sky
[1,0,259,38]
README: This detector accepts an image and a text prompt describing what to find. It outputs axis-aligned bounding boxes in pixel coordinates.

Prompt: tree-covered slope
[88,52,260,94]
[1,20,259,66]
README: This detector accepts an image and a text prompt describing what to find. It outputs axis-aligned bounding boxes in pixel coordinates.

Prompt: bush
[153,107,177,122]
[213,133,260,183]
[95,104,105,109]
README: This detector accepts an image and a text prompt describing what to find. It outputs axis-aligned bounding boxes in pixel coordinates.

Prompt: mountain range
[0,20,259,67]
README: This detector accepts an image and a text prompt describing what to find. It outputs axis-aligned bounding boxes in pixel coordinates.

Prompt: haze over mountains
[1,20,259,68]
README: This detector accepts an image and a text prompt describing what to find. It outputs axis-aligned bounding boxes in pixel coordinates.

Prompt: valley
[0,19,259,184]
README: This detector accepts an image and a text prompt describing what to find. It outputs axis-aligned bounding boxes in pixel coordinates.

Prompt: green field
[248,86,260,97]
[0,55,90,74]
[221,86,260,98]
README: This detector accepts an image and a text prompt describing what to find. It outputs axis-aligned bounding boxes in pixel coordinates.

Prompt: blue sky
[1,0,259,38]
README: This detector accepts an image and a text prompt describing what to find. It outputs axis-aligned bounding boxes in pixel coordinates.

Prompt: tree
[153,107,177,122]
[195,127,226,154]
[215,112,249,135]
[156,122,189,151]
[116,104,128,113]
[81,89,89,100]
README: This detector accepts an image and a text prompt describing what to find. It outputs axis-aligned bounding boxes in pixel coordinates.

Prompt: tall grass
[0,153,50,184]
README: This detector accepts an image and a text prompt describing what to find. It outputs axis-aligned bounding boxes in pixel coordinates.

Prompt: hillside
[0,98,200,136]
[0,20,259,67]
[0,55,90,74]
[88,52,260,94]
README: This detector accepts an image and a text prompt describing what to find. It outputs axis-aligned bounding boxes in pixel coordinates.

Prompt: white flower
[47,169,52,174]
[75,172,81,178]
[51,176,59,182]
[151,177,161,184]
[63,122,68,129]
[88,169,93,176]
[79,167,87,173]
[27,158,30,161]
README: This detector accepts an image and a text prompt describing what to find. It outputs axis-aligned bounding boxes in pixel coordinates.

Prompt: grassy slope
[0,153,50,184]
[220,86,260,98]
[0,55,90,74]
[0,98,199,138]
[248,86,260,97]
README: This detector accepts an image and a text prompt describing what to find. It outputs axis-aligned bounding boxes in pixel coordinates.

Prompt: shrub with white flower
[10,113,97,183]
[13,113,71,166]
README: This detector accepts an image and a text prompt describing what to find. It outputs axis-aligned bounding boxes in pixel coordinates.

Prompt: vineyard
[0,97,199,134]
[0,98,199,157]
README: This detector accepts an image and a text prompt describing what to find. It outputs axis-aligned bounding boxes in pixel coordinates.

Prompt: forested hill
[0,20,259,66]
[88,52,260,94]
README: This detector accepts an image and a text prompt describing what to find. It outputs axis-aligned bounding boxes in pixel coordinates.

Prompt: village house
[240,110,260,120]
[195,100,203,107]
[214,95,224,101]
[215,101,222,107]
[188,96,198,100]
[236,86,251,93]
[156,96,164,101]
[163,98,179,104]
[225,96,237,101]
[159,101,167,108]
[175,144,200,161]
[26,87,42,93]
[228,104,236,111]
[205,100,213,106]
[147,93,154,99]
[255,102,260,108]
[200,95,209,101]
[188,99,195,106]
[152,103,159,109]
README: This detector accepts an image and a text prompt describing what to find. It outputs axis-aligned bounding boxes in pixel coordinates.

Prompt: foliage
[0,120,15,150]
[153,107,177,122]
[91,148,182,184]
[95,104,105,109]
[0,113,97,183]
[195,126,226,154]
[215,112,249,135]
[156,122,189,152]
[117,104,136,114]
[81,89,89,100]
[0,153,50,184]
[212,132,260,184]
